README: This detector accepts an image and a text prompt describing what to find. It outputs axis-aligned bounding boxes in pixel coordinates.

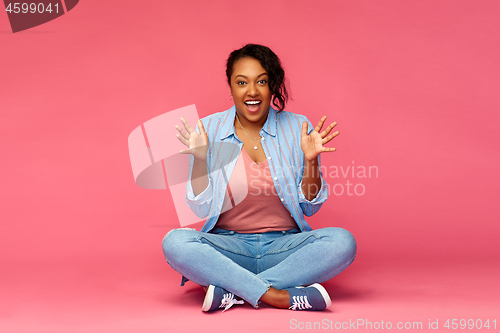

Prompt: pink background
[1,0,499,332]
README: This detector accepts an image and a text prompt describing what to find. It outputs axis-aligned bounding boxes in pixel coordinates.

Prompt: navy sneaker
[286,283,332,310]
[202,285,244,312]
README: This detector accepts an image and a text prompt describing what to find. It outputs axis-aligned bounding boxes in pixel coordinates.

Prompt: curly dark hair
[226,44,289,112]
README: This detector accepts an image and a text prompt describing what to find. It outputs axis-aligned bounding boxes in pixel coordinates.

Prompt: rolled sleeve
[185,176,214,218]
[296,116,329,216]
[297,175,328,216]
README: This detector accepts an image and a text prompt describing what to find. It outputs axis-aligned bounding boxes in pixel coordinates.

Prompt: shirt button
[274,177,278,180]
[268,157,272,160]
[261,137,264,140]
[281,198,284,202]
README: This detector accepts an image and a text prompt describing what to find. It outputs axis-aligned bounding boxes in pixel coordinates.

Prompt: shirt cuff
[297,176,328,204]
[186,177,214,204]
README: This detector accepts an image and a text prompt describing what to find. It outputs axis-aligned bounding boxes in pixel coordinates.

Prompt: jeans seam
[196,235,253,257]
[264,234,320,255]
[256,234,261,274]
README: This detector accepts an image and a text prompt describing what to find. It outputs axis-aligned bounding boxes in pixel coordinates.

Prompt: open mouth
[244,100,261,112]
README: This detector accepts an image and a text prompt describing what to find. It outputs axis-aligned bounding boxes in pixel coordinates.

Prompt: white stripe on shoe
[308,283,332,309]
[202,285,216,312]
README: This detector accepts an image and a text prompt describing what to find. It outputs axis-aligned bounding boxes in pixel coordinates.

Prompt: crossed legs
[162,227,357,308]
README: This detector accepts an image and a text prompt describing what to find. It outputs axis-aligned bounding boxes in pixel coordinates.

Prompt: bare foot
[259,287,290,309]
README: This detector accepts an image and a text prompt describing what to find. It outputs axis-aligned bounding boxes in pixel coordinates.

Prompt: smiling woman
[162,43,357,313]
[231,57,273,161]
[231,57,272,124]
[226,44,288,112]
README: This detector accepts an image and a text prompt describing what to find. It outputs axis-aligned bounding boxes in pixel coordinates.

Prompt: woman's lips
[244,101,261,113]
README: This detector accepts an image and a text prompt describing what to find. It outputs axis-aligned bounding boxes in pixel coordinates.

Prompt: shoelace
[219,293,244,312]
[289,295,313,310]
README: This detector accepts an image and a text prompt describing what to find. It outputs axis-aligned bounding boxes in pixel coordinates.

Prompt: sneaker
[202,285,244,312]
[286,283,332,310]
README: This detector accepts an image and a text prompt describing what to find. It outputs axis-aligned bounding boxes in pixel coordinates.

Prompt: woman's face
[230,57,272,125]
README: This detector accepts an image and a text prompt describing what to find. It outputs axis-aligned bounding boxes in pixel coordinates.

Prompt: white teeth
[245,101,261,105]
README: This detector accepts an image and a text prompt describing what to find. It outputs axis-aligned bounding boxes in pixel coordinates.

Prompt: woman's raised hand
[175,118,209,161]
[300,116,339,161]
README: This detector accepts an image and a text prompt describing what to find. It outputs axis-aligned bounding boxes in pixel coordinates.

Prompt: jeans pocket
[197,232,252,257]
[209,228,233,236]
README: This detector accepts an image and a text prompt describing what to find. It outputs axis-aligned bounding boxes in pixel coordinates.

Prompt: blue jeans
[162,227,357,307]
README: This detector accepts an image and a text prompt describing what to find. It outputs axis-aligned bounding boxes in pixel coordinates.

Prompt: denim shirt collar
[220,105,278,140]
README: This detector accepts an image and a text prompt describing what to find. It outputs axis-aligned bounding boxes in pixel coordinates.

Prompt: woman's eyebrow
[235,72,268,79]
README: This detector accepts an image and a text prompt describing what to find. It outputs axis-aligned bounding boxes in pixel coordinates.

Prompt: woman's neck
[235,112,267,133]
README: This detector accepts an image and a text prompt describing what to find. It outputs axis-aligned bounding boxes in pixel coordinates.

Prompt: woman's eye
[238,81,247,85]
[258,80,267,84]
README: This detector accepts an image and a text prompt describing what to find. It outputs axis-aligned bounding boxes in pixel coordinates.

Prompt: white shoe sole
[298,283,332,309]
[310,283,332,309]
[202,285,215,312]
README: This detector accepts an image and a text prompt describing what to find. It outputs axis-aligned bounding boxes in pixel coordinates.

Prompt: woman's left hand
[301,116,339,161]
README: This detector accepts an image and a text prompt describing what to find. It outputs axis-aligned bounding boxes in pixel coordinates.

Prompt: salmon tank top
[215,148,298,233]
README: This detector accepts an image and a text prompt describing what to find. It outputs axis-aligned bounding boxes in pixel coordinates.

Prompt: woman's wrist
[301,156,321,201]
[193,155,207,163]
[191,157,209,196]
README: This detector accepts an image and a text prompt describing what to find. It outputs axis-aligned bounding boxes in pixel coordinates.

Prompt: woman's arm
[301,157,322,201]
[176,118,213,218]
[176,118,209,196]
[190,157,209,197]
[300,116,339,201]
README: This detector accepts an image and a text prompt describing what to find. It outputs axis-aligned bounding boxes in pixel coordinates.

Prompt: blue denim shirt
[185,105,329,233]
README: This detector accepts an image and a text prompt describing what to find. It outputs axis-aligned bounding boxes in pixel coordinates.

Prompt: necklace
[235,114,263,150]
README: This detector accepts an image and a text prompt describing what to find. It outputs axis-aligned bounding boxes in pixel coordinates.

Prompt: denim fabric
[184,106,330,233]
[162,227,357,307]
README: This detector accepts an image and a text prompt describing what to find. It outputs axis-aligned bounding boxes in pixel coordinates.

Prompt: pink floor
[2,254,498,333]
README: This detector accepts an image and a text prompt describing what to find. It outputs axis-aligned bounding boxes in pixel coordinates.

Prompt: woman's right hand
[175,118,209,161]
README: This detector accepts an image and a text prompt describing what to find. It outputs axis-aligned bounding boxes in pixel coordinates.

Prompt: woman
[162,44,356,312]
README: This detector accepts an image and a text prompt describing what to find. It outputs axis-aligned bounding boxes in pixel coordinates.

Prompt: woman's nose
[247,83,258,96]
